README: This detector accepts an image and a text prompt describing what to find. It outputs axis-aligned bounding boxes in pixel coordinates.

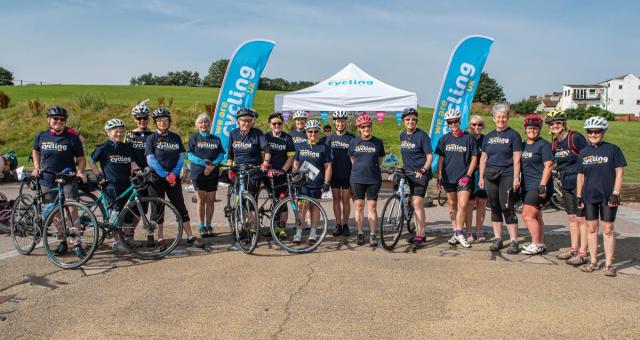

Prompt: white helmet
[332,110,349,119]
[104,118,125,132]
[292,110,307,119]
[444,108,462,121]
[304,120,321,130]
[132,99,150,117]
[583,116,608,130]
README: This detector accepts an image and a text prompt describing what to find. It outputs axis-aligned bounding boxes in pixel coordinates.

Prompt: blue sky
[2,0,639,106]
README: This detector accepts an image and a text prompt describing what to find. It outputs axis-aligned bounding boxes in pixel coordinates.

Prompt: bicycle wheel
[234,192,259,254]
[379,194,404,250]
[78,192,108,247]
[257,186,273,237]
[270,195,328,254]
[42,201,99,269]
[117,197,183,260]
[550,191,565,211]
[405,204,416,234]
[437,190,447,206]
[10,194,39,255]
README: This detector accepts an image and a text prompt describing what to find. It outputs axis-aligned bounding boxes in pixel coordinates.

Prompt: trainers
[112,241,128,253]
[412,235,425,247]
[581,262,600,272]
[556,250,577,260]
[207,226,215,237]
[521,243,544,255]
[507,240,520,254]
[567,254,589,266]
[186,236,205,248]
[455,234,471,248]
[199,226,208,238]
[308,234,317,246]
[53,241,68,255]
[356,233,365,245]
[157,239,167,252]
[466,232,474,244]
[489,238,503,251]
[604,266,617,277]
[123,236,143,248]
[332,224,343,237]
[370,233,378,247]
[293,232,302,243]
[342,225,351,237]
[275,225,287,241]
[73,244,86,259]
[448,235,459,245]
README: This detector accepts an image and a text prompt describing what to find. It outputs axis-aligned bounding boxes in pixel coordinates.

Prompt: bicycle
[379,167,417,250]
[548,169,565,211]
[223,164,261,254]
[10,168,99,269]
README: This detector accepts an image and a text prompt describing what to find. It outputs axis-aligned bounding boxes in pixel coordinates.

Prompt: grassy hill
[0,84,637,181]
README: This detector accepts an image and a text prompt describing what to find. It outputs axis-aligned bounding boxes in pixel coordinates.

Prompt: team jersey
[348,136,385,185]
[188,133,224,181]
[553,131,587,190]
[145,130,185,172]
[482,127,522,176]
[227,127,269,166]
[290,129,308,151]
[295,141,331,188]
[91,141,135,188]
[326,132,355,181]
[265,131,295,171]
[436,131,477,184]
[125,130,153,169]
[32,129,84,185]
[400,128,433,182]
[521,138,553,190]
[577,142,627,204]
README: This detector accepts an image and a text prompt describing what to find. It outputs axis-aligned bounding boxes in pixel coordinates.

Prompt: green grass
[0,84,637,181]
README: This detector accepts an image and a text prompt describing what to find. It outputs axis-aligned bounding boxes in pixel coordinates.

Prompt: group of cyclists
[24,100,627,276]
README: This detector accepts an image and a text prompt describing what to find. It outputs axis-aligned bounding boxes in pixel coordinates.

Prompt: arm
[467,155,478,177]
[512,151,522,190]
[436,156,444,180]
[478,152,487,188]
[282,155,294,172]
[188,152,207,167]
[540,160,553,187]
[88,157,102,176]
[172,153,184,176]
[324,162,332,184]
[147,154,169,178]
[76,156,87,182]
[610,167,624,207]
[32,150,42,175]
[292,160,300,172]
[576,173,584,198]
[423,153,433,173]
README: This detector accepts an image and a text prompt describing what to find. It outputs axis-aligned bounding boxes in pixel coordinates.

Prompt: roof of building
[601,73,638,83]
[542,98,559,107]
[563,84,604,88]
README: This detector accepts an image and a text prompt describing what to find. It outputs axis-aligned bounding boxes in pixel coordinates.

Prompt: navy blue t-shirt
[400,128,433,182]
[436,132,477,184]
[125,130,153,169]
[472,134,485,188]
[553,131,587,190]
[577,142,627,204]
[348,136,386,185]
[295,141,332,188]
[32,130,84,185]
[265,131,295,171]
[290,129,308,151]
[326,132,355,181]
[145,130,185,171]
[482,127,523,176]
[521,138,553,190]
[91,141,135,188]
[188,133,224,181]
[227,127,269,167]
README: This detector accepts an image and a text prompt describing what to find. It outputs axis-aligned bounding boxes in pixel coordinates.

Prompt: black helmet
[236,108,257,119]
[47,106,68,118]
[3,152,17,170]
[401,107,418,119]
[152,107,172,120]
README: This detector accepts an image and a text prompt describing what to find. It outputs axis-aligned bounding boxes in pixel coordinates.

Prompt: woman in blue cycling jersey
[465,115,487,243]
[326,110,355,237]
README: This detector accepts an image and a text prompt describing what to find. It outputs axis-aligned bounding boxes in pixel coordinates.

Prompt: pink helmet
[355,113,373,127]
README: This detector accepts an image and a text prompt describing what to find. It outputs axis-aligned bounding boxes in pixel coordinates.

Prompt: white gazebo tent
[274,63,417,113]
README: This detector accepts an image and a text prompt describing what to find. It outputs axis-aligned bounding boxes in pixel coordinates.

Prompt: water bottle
[41,203,52,220]
[109,210,119,226]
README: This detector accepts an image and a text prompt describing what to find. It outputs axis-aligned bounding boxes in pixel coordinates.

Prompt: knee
[602,223,614,237]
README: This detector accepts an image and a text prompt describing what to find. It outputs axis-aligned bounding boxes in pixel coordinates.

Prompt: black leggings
[484,173,518,224]
[148,177,190,223]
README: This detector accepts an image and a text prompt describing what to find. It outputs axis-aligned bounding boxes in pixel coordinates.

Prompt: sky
[2,0,639,106]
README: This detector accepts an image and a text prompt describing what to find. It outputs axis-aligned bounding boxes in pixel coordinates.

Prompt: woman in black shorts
[577,117,626,277]
[465,115,487,242]
[520,115,553,255]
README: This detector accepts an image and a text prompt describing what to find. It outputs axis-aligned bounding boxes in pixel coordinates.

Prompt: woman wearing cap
[478,103,522,254]
[326,110,355,237]
[436,108,477,249]
[146,108,204,249]
[188,113,224,238]
[465,115,487,243]
[399,107,433,247]
[293,120,332,245]
[520,115,553,255]
[545,109,590,266]
[348,113,385,247]
[577,117,626,277]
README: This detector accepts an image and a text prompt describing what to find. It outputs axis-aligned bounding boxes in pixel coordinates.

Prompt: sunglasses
[135,117,149,121]
[359,125,372,129]
[404,118,417,122]
[470,123,484,127]
[51,116,66,122]
[446,120,460,125]
[156,118,170,123]
[270,121,283,126]
[238,119,252,123]
[586,129,604,135]
[306,130,320,134]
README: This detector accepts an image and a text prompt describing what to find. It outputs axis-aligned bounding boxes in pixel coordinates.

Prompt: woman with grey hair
[478,103,522,254]
[188,113,225,238]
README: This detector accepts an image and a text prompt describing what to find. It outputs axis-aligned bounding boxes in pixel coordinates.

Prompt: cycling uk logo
[292,136,307,144]
[582,155,609,165]
[327,79,374,86]
[354,145,377,153]
[554,150,571,159]
[109,155,132,164]
[155,141,180,151]
[232,141,253,150]
[400,141,416,150]
[522,151,534,159]
[445,144,467,153]
[299,149,320,158]
[487,136,510,144]
[196,141,219,150]
[330,140,350,149]
[41,141,68,152]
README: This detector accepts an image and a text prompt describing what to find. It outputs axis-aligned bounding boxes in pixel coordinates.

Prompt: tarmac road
[0,181,639,339]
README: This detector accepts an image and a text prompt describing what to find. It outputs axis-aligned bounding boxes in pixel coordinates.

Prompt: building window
[637,100,640,105]
[620,99,624,105]
[589,89,595,93]
[619,85,623,89]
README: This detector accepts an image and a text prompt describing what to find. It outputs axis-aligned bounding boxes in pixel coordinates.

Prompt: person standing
[326,110,355,237]
[465,115,487,243]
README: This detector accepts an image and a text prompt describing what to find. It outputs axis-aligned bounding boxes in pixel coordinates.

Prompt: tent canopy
[274,63,417,112]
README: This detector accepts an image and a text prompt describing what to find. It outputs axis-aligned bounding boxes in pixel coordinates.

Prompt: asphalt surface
[1,181,639,339]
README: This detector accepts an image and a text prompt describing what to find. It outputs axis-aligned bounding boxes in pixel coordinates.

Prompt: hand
[32,168,42,177]
[77,171,88,183]
[322,182,330,193]
[416,167,426,179]
[576,197,584,210]
[478,178,485,189]
[513,177,520,191]
[166,173,177,186]
[96,173,106,184]
[436,178,444,191]
[261,161,270,172]
[267,169,283,178]
[458,175,471,187]
[203,168,212,176]
[228,170,236,183]
[0,191,7,201]
[608,193,620,207]
[538,185,547,198]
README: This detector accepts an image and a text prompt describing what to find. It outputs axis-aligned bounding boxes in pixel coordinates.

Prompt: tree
[130,70,202,87]
[473,72,505,104]
[0,66,14,86]
[203,59,229,87]
[512,98,540,114]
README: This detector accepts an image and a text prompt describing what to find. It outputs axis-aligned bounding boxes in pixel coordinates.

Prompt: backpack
[552,130,580,156]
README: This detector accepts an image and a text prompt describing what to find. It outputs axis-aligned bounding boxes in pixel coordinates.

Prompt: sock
[199,223,205,228]
[454,230,463,236]
[571,247,578,253]
[309,228,317,238]
[188,235,195,241]
[579,251,587,257]
[295,228,303,238]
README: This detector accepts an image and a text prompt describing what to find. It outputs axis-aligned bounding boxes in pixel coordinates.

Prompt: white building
[560,73,640,115]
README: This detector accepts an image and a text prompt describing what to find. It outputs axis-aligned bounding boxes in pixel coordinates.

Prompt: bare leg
[341,188,351,225]
[601,221,615,267]
[366,199,377,234]
[413,196,425,237]
[586,220,599,264]
[354,199,365,233]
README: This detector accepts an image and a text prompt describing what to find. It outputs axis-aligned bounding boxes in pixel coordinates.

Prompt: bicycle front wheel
[78,192,108,247]
[10,194,39,255]
[42,201,99,269]
[257,186,273,237]
[235,192,259,254]
[379,194,404,250]
[117,197,183,260]
[270,195,328,254]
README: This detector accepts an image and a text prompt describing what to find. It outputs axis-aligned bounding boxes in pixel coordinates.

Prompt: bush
[28,98,45,116]
[157,97,173,108]
[0,91,10,109]
[565,106,615,121]
[512,99,540,115]
[74,92,107,111]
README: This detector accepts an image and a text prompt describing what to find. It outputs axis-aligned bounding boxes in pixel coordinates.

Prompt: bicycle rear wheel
[78,192,108,247]
[117,197,183,260]
[234,192,259,254]
[257,186,273,237]
[42,201,99,269]
[10,194,39,255]
[270,195,328,254]
[379,194,404,250]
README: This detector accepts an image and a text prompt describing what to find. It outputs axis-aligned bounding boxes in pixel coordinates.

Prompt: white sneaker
[448,235,458,245]
[293,230,302,243]
[521,243,544,255]
[455,234,471,248]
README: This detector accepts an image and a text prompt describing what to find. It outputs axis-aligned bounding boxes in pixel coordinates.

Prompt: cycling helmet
[236,108,257,119]
[304,120,321,131]
[131,99,150,117]
[545,107,566,124]
[355,113,373,127]
[152,107,171,120]
[332,110,349,119]
[524,115,543,128]
[443,108,462,121]
[584,116,609,130]
[46,106,68,118]
[292,110,307,119]
[104,118,125,132]
[401,107,418,119]
[3,152,17,170]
